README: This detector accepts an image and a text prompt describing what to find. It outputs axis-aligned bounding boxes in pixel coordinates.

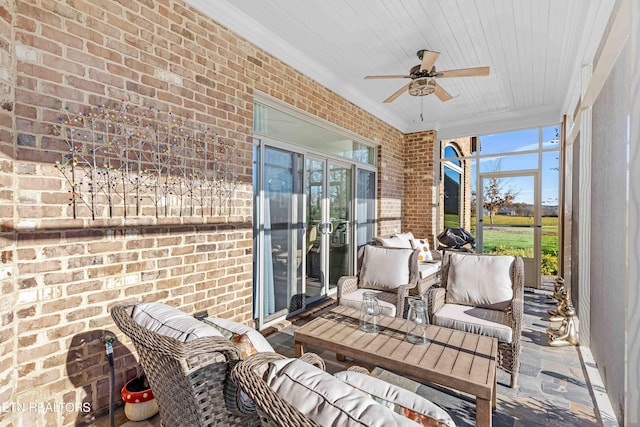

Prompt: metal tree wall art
[54,100,242,219]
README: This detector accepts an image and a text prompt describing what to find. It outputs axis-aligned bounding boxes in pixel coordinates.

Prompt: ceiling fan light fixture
[408,77,436,97]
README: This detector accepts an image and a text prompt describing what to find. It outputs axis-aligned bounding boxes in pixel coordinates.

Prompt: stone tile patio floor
[108,287,613,427]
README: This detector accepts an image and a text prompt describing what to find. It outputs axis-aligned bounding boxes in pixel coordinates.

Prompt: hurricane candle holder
[360,292,381,332]
[406,299,429,344]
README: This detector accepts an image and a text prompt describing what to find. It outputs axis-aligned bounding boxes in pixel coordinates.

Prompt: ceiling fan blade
[364,75,411,79]
[420,50,440,72]
[434,84,453,102]
[437,66,490,78]
[383,83,410,103]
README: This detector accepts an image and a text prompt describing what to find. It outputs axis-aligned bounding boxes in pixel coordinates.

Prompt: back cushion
[131,302,222,342]
[266,359,420,427]
[334,371,456,427]
[360,246,413,291]
[445,253,514,310]
[375,232,414,249]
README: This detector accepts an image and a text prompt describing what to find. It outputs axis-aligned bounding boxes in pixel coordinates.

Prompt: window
[442,145,463,228]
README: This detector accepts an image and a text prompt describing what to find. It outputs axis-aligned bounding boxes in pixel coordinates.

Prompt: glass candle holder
[406,299,429,344]
[360,292,381,332]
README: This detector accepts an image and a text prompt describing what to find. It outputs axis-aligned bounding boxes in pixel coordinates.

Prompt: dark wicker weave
[426,252,524,388]
[230,352,327,427]
[336,245,420,318]
[111,303,260,427]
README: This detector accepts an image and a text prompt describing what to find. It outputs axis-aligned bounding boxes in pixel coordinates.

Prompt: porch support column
[577,64,592,346]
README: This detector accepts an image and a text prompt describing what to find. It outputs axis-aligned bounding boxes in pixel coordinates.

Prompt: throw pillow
[360,246,413,291]
[232,333,259,359]
[410,238,434,262]
[204,317,275,354]
[445,253,514,310]
[334,370,456,427]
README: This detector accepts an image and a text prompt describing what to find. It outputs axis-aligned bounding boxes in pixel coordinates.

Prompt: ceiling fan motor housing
[408,77,436,96]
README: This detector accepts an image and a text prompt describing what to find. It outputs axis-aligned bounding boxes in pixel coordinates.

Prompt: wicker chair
[426,252,524,388]
[336,245,419,318]
[372,234,442,296]
[111,303,260,427]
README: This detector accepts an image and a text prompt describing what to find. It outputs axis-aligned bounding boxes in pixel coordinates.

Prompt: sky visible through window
[473,126,560,207]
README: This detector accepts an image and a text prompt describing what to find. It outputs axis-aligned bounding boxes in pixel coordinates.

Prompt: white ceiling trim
[434,105,561,140]
[184,0,409,132]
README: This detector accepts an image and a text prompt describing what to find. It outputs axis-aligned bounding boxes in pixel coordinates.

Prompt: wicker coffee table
[294,305,498,427]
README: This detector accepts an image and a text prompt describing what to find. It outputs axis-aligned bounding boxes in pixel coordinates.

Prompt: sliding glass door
[254,139,373,328]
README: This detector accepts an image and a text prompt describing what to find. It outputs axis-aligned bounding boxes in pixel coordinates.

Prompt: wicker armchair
[372,234,442,296]
[111,303,259,427]
[337,245,419,318]
[426,252,524,388]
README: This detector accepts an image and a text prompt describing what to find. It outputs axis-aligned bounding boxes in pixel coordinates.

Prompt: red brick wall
[403,130,438,244]
[1,0,410,425]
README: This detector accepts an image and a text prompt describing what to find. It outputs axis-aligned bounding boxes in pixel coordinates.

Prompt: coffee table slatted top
[294,305,498,400]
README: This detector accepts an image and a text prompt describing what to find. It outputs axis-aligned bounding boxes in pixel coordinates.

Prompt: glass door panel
[479,173,540,287]
[304,157,325,301]
[356,169,376,250]
[262,147,304,320]
[328,162,352,290]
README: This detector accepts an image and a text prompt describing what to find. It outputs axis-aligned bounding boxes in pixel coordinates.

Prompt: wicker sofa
[231,352,456,427]
[373,232,442,295]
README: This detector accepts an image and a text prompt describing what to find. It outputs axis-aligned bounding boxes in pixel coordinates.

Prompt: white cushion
[204,317,274,353]
[433,303,513,343]
[131,302,222,342]
[266,359,420,427]
[360,246,413,291]
[376,236,413,249]
[445,253,514,310]
[339,288,397,317]
[410,238,434,262]
[334,371,456,427]
[418,263,440,280]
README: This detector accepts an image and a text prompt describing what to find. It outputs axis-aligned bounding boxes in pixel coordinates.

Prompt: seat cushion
[360,246,413,291]
[339,289,396,317]
[266,359,420,427]
[445,253,514,310]
[433,303,513,343]
[131,302,223,342]
[334,371,456,427]
[418,262,440,280]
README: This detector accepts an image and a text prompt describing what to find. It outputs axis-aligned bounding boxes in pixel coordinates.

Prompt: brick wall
[403,130,438,244]
[1,0,413,425]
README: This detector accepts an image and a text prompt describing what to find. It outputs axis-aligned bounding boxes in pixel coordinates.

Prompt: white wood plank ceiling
[185,0,615,138]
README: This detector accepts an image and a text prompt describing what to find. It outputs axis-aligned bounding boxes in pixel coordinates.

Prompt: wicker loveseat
[111,302,260,426]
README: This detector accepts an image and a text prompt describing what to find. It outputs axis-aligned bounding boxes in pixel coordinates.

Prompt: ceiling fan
[365,50,490,103]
